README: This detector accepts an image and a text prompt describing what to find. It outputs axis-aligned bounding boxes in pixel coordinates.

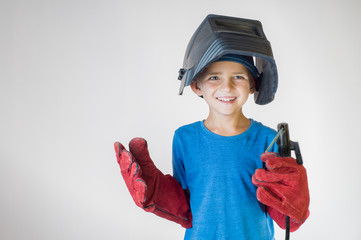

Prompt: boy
[114,14,309,239]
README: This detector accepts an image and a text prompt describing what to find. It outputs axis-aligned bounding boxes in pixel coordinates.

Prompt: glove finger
[252,174,261,187]
[256,174,293,194]
[257,186,285,214]
[114,142,125,158]
[129,138,153,167]
[266,157,299,170]
[133,179,147,205]
[261,153,296,172]
[253,169,286,183]
[127,163,146,207]
[260,152,279,162]
[259,185,306,222]
[254,175,291,201]
[129,159,141,180]
[261,183,307,221]
[119,150,134,173]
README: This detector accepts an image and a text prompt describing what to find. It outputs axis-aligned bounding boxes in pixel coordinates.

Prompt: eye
[234,75,245,80]
[209,76,219,80]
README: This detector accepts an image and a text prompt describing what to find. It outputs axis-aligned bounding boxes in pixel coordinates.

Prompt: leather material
[252,152,310,230]
[114,138,192,228]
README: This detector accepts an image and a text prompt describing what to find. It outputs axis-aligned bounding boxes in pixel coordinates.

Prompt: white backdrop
[1,0,361,239]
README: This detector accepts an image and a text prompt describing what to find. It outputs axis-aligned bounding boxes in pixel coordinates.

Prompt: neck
[204,111,251,136]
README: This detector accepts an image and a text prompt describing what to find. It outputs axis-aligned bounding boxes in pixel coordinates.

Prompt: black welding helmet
[178,14,278,105]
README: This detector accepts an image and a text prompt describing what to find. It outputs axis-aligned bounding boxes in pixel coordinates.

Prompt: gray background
[1,0,361,239]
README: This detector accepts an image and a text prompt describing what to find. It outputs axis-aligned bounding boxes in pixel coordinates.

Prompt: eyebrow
[206,72,222,75]
[206,71,247,75]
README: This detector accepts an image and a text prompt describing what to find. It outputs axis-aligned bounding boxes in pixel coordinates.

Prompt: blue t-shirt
[172,119,278,240]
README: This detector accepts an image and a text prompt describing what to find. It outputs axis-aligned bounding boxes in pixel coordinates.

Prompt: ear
[190,81,202,96]
[249,78,256,94]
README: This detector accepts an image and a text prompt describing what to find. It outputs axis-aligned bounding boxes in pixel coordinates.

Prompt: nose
[221,77,234,91]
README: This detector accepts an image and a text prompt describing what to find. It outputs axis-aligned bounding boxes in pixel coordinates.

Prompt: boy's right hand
[114,138,192,228]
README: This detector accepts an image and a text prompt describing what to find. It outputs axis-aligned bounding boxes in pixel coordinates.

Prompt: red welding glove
[114,137,192,228]
[252,152,310,231]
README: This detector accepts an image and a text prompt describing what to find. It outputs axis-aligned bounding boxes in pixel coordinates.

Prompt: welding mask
[177,14,278,105]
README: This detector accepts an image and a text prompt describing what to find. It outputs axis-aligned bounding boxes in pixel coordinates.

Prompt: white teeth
[217,97,236,102]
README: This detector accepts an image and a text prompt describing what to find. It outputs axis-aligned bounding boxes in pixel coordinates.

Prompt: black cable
[285,216,290,240]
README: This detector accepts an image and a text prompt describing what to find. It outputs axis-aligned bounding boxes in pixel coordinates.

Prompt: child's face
[191,61,255,117]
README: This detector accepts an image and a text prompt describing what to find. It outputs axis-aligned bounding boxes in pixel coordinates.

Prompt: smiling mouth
[216,97,237,102]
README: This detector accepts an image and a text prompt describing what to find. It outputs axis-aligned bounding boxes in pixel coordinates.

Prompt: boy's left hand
[252,152,310,223]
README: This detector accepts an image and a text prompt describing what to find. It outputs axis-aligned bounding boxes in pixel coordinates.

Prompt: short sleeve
[172,131,188,190]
